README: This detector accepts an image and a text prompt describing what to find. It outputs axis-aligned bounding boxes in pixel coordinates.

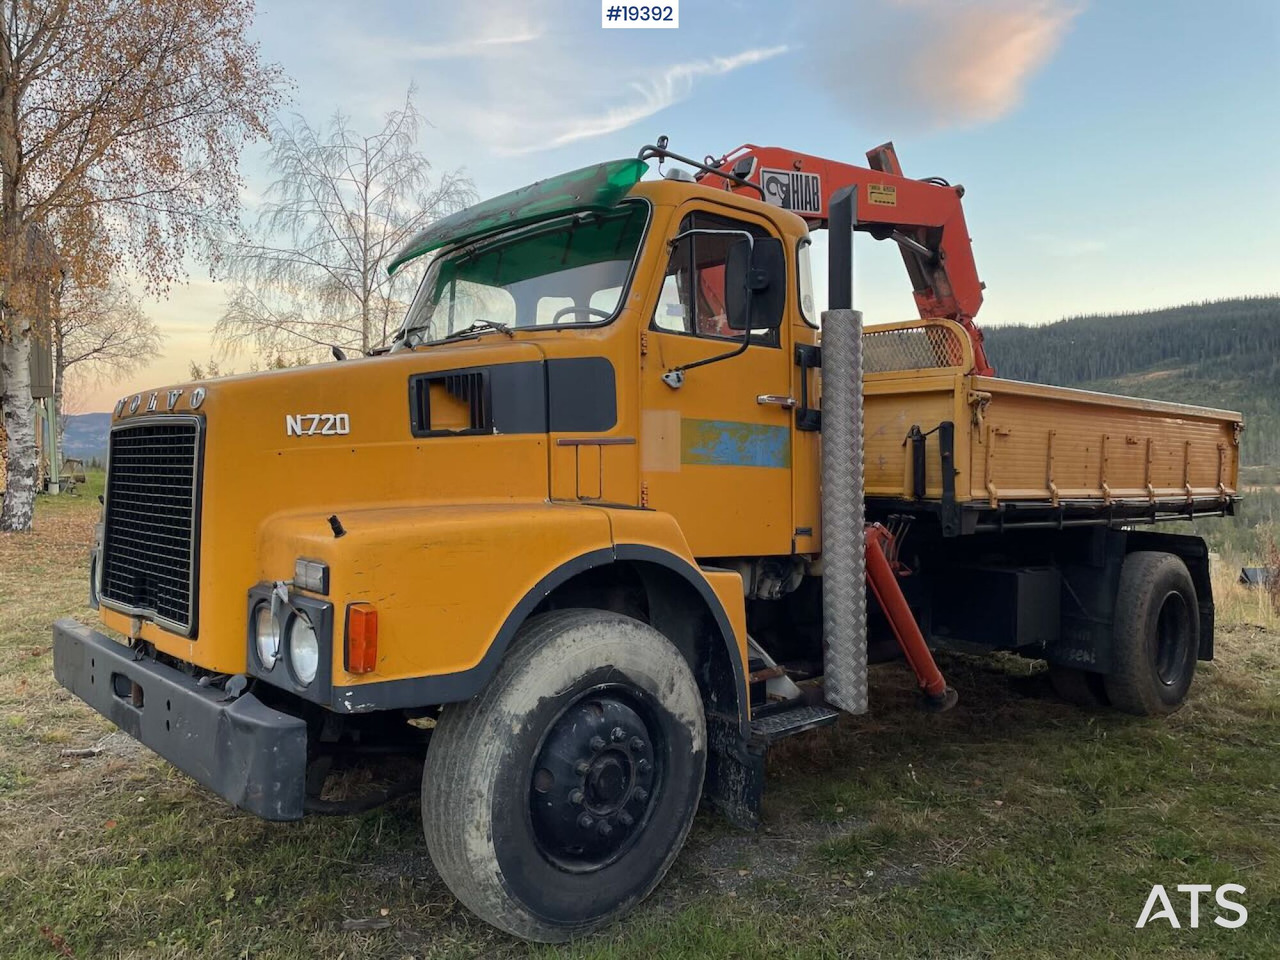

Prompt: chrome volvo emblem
[190,387,206,409]
[128,395,141,414]
[114,397,126,416]
[146,392,158,412]
[166,389,184,411]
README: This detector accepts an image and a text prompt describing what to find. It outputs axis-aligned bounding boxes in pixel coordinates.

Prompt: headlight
[288,614,320,685]
[254,604,281,669]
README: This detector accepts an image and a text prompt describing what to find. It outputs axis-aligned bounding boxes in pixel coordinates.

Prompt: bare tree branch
[58,277,160,375]
[216,87,476,358]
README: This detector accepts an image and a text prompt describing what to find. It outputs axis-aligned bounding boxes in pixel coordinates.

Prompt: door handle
[757,394,797,409]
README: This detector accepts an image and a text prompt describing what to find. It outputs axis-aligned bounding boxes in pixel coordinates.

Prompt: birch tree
[0,0,280,532]
[215,89,476,360]
[55,278,161,445]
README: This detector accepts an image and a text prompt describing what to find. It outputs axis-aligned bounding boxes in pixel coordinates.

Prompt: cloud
[379,29,545,62]
[333,0,544,68]
[511,46,791,154]
[810,0,1080,129]
[317,0,791,157]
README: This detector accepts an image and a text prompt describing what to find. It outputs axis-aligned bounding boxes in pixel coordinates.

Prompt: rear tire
[1048,665,1109,708]
[1103,551,1199,716]
[421,609,706,942]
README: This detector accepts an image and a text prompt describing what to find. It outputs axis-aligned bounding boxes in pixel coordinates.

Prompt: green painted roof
[387,157,649,276]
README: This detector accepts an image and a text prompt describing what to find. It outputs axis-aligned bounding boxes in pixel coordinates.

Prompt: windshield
[397,201,648,347]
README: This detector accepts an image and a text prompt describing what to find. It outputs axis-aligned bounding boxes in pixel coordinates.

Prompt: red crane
[699,142,995,377]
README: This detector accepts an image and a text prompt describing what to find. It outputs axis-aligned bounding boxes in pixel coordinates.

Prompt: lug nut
[575,760,590,775]
[577,813,594,829]
[630,737,645,751]
[618,811,634,827]
[569,788,584,805]
[636,759,651,774]
[589,735,606,751]
[634,787,648,802]
[598,820,613,837]
[611,726,626,742]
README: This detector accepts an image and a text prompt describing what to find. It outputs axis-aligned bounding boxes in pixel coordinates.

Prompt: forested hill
[983,297,1280,466]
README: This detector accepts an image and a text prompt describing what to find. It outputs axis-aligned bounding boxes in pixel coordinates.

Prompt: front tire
[1104,551,1199,716]
[421,609,706,942]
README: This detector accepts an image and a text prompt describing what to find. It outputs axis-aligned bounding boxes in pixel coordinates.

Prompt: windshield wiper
[443,319,515,341]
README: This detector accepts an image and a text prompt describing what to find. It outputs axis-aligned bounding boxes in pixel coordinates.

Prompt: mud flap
[702,713,765,830]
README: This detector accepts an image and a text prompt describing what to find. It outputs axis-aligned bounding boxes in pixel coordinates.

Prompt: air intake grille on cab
[100,418,203,635]
[410,370,493,436]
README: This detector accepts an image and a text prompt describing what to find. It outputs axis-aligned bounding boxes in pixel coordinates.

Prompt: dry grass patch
[2,484,1277,959]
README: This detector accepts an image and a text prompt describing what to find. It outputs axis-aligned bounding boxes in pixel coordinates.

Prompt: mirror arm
[662,332,752,389]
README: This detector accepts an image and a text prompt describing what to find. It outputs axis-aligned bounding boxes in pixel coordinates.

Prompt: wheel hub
[1154,591,1192,686]
[529,691,660,871]
[586,752,629,809]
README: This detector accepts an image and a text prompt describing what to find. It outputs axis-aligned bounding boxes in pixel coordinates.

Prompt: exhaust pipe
[821,307,868,714]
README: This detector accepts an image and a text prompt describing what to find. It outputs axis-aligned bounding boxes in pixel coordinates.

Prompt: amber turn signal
[345,603,378,674]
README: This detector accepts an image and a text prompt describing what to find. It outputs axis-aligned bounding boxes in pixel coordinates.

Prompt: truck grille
[101,417,203,635]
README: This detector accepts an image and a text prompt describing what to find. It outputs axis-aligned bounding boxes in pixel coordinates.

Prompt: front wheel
[421,609,706,942]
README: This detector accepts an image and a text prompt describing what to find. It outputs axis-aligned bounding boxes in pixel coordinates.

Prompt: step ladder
[750,702,840,744]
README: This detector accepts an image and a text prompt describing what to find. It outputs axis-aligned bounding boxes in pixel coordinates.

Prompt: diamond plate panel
[820,309,868,714]
[750,704,841,743]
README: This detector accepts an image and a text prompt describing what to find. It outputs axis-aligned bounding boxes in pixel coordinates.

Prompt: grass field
[1,478,1277,959]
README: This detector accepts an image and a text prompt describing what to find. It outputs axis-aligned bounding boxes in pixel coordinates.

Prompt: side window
[651,212,779,346]
[797,236,818,327]
[652,273,686,333]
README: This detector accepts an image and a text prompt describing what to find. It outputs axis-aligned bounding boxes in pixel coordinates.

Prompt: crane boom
[700,142,994,376]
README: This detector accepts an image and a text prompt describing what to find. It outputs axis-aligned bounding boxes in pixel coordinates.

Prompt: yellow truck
[53,140,1241,941]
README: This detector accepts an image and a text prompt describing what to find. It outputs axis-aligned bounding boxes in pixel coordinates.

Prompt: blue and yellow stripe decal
[680,418,791,468]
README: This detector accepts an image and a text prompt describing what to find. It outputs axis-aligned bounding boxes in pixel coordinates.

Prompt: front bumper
[52,618,308,821]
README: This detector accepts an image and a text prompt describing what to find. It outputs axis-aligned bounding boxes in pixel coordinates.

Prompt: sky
[83,0,1280,412]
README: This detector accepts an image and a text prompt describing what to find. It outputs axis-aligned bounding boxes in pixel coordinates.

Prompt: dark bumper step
[750,703,841,744]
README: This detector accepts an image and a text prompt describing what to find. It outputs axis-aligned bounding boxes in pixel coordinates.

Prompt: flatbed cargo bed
[860,320,1242,535]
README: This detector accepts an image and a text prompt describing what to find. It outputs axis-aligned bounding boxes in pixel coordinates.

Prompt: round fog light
[254,605,280,669]
[288,614,319,686]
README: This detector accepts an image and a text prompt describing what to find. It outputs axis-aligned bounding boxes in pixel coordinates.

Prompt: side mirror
[725,237,785,331]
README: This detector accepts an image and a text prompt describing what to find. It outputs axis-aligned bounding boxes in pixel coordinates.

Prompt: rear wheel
[1104,551,1199,716]
[421,609,706,942]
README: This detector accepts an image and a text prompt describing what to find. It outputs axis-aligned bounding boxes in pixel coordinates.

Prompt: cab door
[639,206,794,559]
